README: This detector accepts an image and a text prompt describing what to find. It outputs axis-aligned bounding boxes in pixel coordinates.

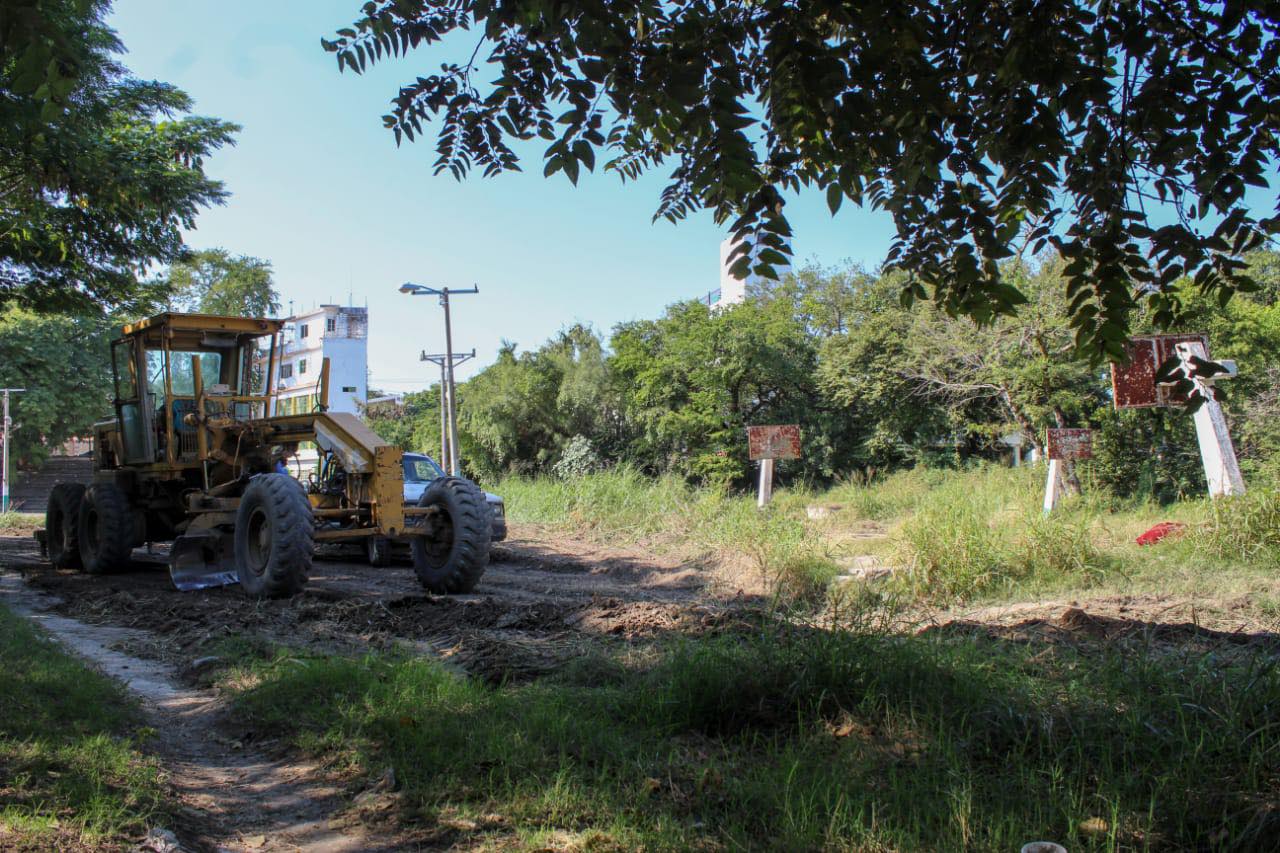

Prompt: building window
[341,385,357,393]
[299,323,309,338]
[326,318,337,333]
[280,363,292,379]
[299,359,307,374]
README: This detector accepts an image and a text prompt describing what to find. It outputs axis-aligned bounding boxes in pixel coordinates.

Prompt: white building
[270,305,368,417]
[708,236,791,309]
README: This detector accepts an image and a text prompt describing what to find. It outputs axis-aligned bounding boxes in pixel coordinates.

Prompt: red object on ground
[1136,522,1187,546]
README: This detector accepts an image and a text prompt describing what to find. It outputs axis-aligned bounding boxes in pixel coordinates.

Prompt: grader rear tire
[77,483,135,574]
[412,476,491,594]
[234,473,314,598]
[45,483,85,569]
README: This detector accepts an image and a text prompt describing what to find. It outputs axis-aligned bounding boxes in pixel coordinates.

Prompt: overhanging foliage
[328,0,1278,360]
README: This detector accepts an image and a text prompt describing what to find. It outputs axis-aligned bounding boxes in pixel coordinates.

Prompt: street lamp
[399,282,478,476]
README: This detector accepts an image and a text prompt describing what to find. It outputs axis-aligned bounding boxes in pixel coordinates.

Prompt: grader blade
[169,529,239,591]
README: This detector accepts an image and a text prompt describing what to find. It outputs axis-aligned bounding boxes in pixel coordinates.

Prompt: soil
[920,589,1280,658]
[3,522,1276,850]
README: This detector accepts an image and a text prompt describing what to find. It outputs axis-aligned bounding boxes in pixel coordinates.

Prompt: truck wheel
[234,473,313,598]
[77,483,135,574]
[46,483,86,569]
[366,535,393,567]
[412,476,491,594]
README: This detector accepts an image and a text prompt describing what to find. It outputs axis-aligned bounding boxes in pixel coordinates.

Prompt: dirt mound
[923,604,1280,657]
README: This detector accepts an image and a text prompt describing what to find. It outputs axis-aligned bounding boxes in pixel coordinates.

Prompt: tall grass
[497,466,842,599]
[497,464,1280,606]
[1192,489,1280,567]
[887,467,1113,601]
[0,511,40,532]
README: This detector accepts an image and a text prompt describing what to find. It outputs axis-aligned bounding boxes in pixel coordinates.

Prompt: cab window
[403,456,444,483]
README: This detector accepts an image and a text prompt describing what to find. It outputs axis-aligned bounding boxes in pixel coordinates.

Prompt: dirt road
[1,527,734,681]
[0,527,739,851]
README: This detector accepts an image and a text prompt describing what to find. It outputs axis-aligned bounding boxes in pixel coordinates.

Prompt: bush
[550,435,602,479]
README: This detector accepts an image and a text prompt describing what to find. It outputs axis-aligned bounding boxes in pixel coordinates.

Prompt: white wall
[716,235,789,308]
[321,335,367,414]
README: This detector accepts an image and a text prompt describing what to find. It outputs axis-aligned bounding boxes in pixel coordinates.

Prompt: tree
[458,326,617,479]
[328,1,1277,359]
[1,0,238,312]
[162,249,281,317]
[364,387,445,459]
[610,299,834,482]
[0,306,117,470]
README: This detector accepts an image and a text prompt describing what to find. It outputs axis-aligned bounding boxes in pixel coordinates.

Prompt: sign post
[746,425,801,508]
[757,458,774,508]
[1043,428,1093,515]
[1173,341,1244,498]
[1110,334,1243,499]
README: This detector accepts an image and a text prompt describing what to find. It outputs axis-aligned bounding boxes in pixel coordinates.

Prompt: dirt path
[919,587,1280,658]
[0,574,403,852]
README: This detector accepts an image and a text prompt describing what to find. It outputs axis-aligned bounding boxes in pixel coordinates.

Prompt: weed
[0,511,40,532]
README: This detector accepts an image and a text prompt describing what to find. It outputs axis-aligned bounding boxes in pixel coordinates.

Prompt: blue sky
[107,1,897,391]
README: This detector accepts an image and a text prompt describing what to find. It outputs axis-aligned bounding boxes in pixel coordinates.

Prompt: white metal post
[1176,341,1245,498]
[1042,458,1062,516]
[757,458,775,508]
[2,390,8,513]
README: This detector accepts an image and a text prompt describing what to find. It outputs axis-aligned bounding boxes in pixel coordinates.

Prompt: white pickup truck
[402,453,507,541]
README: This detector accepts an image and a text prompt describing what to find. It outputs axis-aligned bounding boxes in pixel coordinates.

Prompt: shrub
[550,435,602,479]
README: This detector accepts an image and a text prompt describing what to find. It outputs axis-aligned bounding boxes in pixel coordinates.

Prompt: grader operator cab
[39,312,491,597]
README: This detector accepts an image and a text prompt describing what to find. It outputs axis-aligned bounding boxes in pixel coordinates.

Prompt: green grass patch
[220,626,1280,851]
[0,604,166,849]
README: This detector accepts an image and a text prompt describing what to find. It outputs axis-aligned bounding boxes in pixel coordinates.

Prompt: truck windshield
[147,350,223,397]
[403,456,445,483]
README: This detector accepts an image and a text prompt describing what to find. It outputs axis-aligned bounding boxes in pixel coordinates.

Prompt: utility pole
[1,388,25,513]
[419,350,476,473]
[399,283,479,476]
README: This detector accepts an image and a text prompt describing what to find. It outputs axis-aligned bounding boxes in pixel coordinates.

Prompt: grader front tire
[412,476,491,594]
[234,473,314,598]
[366,535,394,567]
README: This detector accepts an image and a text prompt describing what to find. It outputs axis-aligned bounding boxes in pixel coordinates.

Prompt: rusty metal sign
[746,425,801,460]
[1046,428,1093,461]
[1111,334,1210,409]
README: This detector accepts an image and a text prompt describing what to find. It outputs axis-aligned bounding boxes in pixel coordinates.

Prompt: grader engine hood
[308,412,405,536]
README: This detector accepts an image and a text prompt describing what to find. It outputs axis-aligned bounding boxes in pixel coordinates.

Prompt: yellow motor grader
[39,312,490,596]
